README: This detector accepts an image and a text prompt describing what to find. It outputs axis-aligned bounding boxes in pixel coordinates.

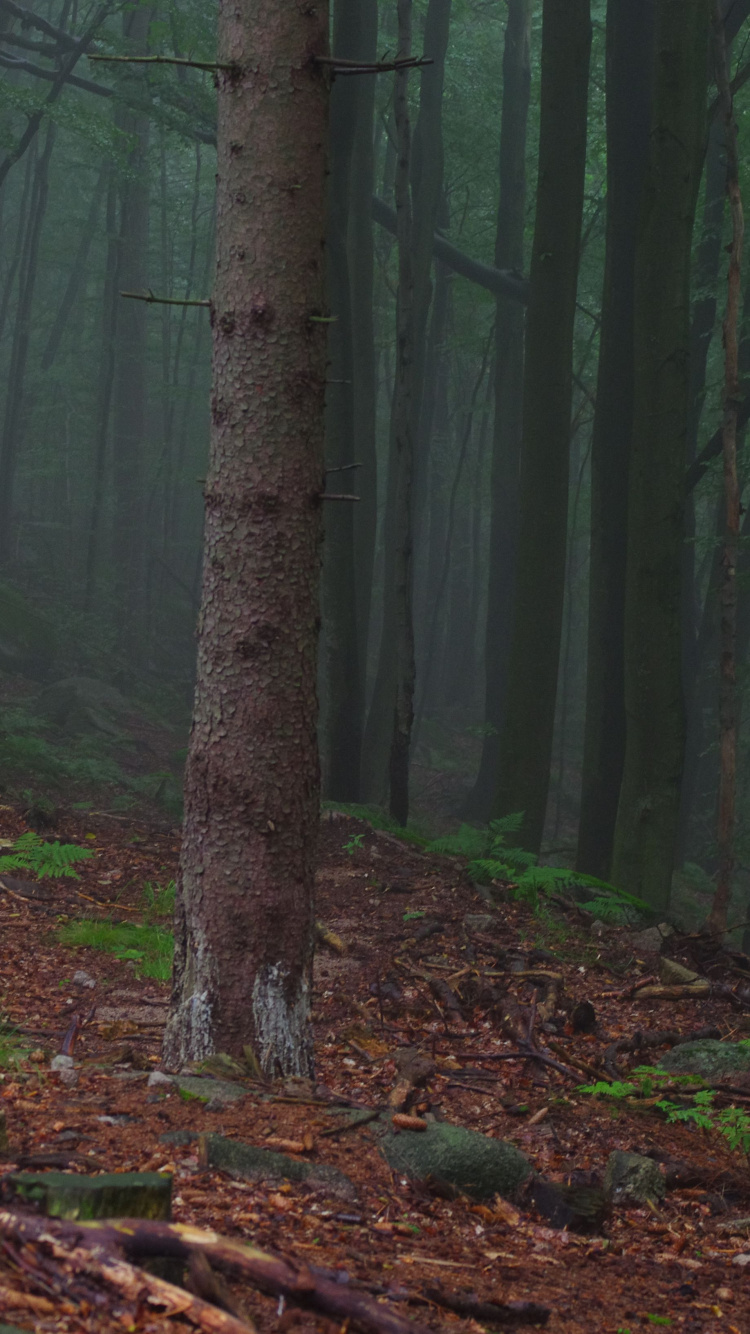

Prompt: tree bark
[612,0,709,911]
[492,0,591,852]
[163,0,328,1073]
[466,0,532,821]
[575,0,654,878]
[704,0,743,939]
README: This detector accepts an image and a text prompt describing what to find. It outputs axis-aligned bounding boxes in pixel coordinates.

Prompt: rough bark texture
[492,0,591,852]
[467,0,532,821]
[163,0,328,1075]
[612,0,708,911]
[575,0,654,879]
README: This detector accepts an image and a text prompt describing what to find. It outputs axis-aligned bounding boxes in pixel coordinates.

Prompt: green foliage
[0,1019,32,1069]
[342,832,365,855]
[0,831,92,880]
[142,881,176,920]
[58,919,174,981]
[322,802,429,846]
[579,1065,750,1158]
[426,816,648,923]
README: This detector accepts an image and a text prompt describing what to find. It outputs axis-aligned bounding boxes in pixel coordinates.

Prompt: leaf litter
[0,806,745,1331]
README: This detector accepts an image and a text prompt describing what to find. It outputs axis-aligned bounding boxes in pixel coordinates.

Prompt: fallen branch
[632,982,710,1000]
[0,1211,441,1334]
[424,1286,550,1327]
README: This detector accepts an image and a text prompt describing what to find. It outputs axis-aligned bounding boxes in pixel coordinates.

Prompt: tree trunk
[612,0,709,911]
[704,0,743,939]
[575,0,654,878]
[320,0,367,801]
[466,0,532,821]
[163,0,328,1074]
[85,170,120,610]
[492,0,591,852]
[111,5,151,658]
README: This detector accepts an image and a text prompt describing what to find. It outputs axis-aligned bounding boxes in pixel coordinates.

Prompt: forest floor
[0,804,746,1333]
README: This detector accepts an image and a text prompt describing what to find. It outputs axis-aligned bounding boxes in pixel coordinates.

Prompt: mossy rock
[4,1170,172,1220]
[603,1151,665,1205]
[0,583,55,679]
[199,1133,355,1200]
[377,1120,532,1202]
[659,1039,750,1081]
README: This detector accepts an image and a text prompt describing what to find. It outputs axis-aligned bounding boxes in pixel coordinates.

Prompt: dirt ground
[0,803,747,1333]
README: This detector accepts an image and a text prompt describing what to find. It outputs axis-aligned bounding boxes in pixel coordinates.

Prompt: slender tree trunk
[0,122,56,563]
[492,0,591,852]
[320,0,367,801]
[467,0,532,821]
[575,0,654,877]
[112,5,151,657]
[163,0,329,1073]
[612,0,709,910]
[85,171,120,610]
[363,0,452,816]
[40,168,107,373]
[704,0,742,938]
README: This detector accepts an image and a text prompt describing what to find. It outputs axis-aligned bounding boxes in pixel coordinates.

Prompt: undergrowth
[58,918,173,980]
[426,814,649,924]
[0,831,92,879]
[579,1064,750,1158]
[322,801,429,846]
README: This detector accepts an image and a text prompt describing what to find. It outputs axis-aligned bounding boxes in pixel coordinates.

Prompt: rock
[58,1067,78,1087]
[3,1170,172,1220]
[527,1177,608,1232]
[159,1129,197,1147]
[659,958,699,986]
[176,1075,247,1106]
[73,970,96,988]
[147,1070,175,1089]
[0,583,55,678]
[603,1151,665,1205]
[660,1039,750,1081]
[377,1119,532,1202]
[37,677,132,736]
[50,1054,74,1071]
[198,1133,355,1200]
[630,922,675,954]
[589,920,607,937]
[463,913,497,934]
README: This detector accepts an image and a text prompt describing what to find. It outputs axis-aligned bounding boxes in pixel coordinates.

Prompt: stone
[50,1054,74,1071]
[198,1134,355,1200]
[659,1039,750,1081]
[630,922,675,954]
[147,1070,175,1089]
[659,958,699,986]
[376,1119,532,1202]
[176,1075,247,1106]
[73,970,96,988]
[603,1151,665,1205]
[159,1129,197,1147]
[4,1170,172,1220]
[463,913,497,934]
[58,1068,78,1087]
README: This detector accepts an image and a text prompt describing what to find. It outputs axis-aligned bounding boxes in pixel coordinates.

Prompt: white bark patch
[252,964,311,1076]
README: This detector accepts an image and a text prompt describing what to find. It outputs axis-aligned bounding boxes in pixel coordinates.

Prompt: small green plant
[580,1065,750,1158]
[403,910,425,921]
[0,831,92,879]
[0,1019,31,1069]
[427,815,648,923]
[58,919,173,980]
[342,832,365,855]
[142,880,176,919]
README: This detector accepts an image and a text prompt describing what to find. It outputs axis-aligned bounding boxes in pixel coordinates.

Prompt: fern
[0,831,92,880]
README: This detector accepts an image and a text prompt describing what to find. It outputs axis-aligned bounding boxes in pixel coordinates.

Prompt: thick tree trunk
[163,0,328,1074]
[612,0,708,911]
[492,0,591,852]
[575,0,654,878]
[466,0,532,821]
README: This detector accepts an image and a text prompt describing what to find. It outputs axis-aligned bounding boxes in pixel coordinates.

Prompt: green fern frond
[0,831,92,880]
[487,812,525,838]
[467,858,517,884]
[427,824,490,858]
